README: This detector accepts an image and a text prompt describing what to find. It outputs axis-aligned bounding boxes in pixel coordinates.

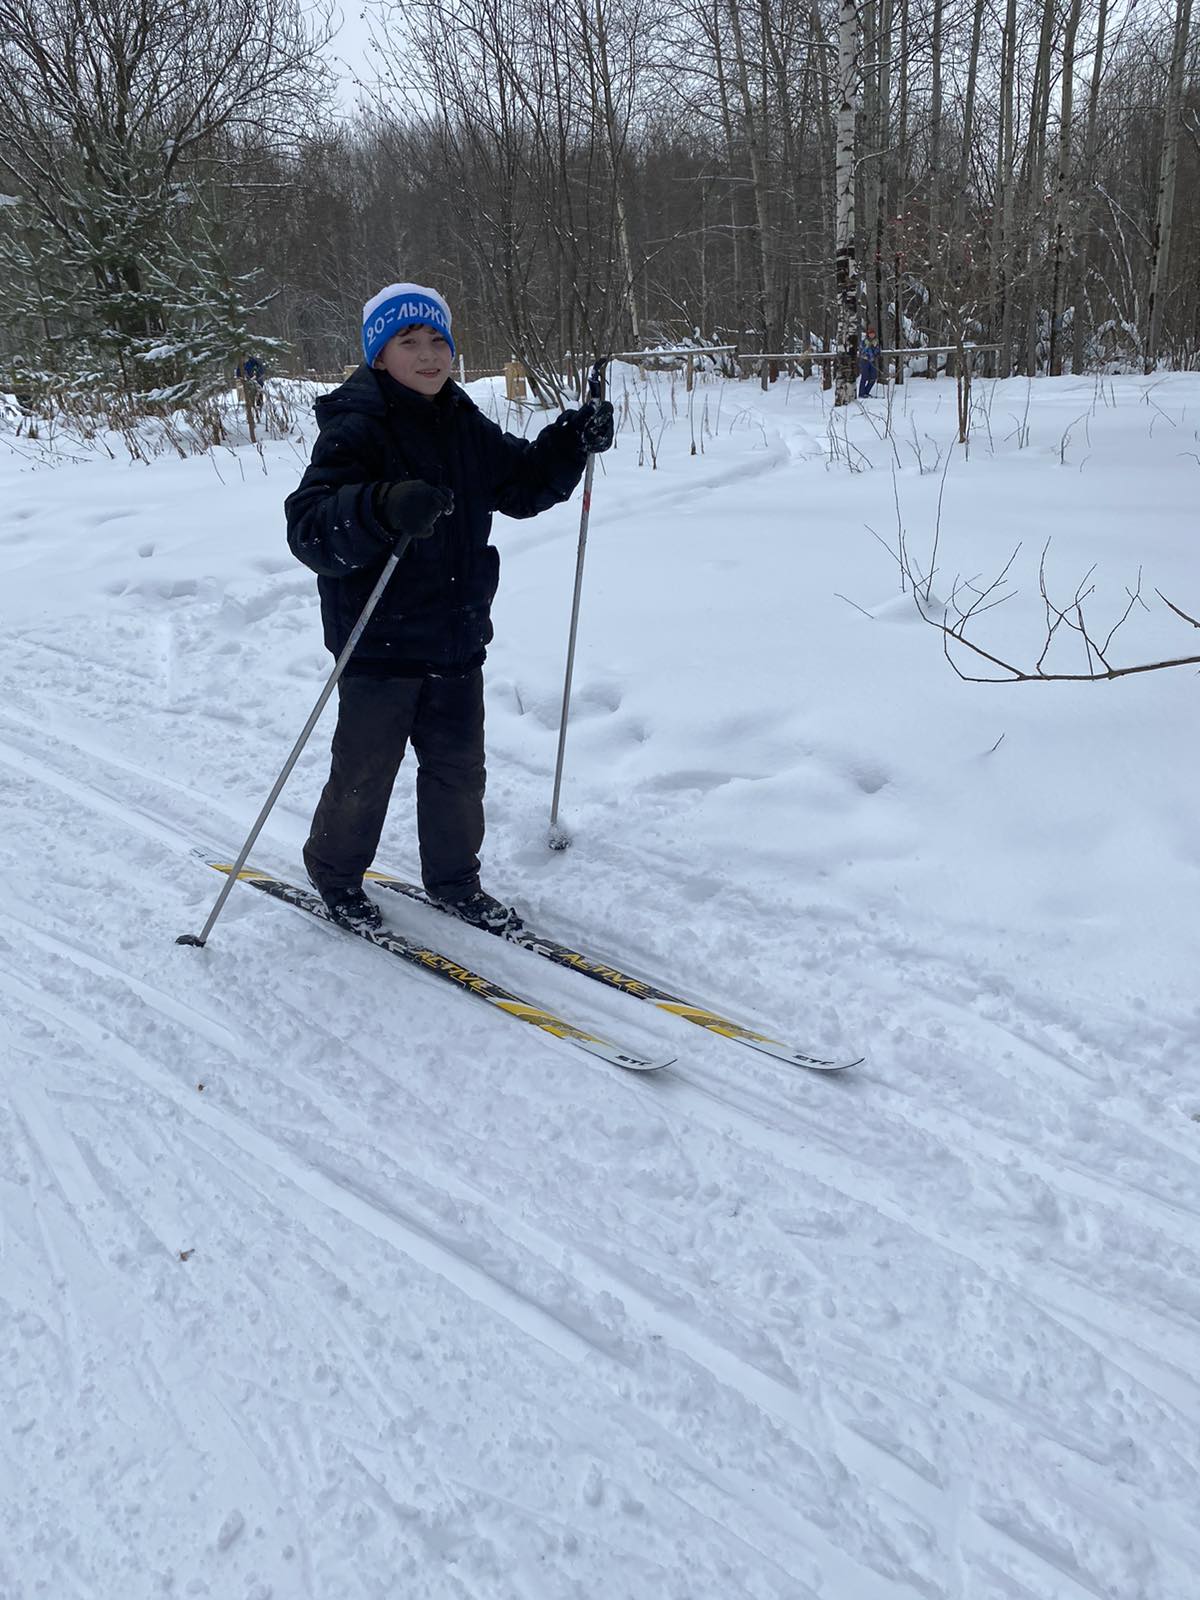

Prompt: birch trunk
[861,0,878,324]
[893,0,908,372]
[874,0,892,354]
[926,0,944,364]
[834,0,862,406]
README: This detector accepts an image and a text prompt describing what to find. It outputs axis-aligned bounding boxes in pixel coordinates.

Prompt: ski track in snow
[1,373,1198,1600]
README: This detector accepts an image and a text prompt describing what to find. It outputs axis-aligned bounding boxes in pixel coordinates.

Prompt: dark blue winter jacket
[285,364,587,674]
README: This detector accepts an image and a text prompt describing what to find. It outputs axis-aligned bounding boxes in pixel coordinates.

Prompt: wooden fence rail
[285,342,1002,396]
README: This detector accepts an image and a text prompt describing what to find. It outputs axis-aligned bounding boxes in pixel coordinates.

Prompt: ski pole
[548,357,610,851]
[177,533,413,947]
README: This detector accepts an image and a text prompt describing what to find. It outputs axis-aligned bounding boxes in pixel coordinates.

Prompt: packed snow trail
[1,372,1198,1600]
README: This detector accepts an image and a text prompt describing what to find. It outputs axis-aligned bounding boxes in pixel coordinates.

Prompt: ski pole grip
[587,357,609,402]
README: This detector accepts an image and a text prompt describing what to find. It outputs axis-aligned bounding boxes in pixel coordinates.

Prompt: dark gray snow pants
[303,668,485,904]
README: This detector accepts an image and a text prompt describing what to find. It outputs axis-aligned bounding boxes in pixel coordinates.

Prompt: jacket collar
[314,363,473,428]
[376,368,464,425]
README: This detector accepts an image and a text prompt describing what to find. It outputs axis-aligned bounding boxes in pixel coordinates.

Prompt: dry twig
[906,540,1200,682]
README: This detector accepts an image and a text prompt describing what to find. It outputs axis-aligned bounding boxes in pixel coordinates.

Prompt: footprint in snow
[85,508,138,527]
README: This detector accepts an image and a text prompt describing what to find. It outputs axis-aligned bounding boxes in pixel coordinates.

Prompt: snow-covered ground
[2,367,1198,1600]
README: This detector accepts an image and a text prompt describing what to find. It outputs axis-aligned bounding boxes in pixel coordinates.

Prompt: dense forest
[1,0,1197,402]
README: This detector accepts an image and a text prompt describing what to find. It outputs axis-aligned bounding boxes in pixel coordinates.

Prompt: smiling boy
[285,281,614,933]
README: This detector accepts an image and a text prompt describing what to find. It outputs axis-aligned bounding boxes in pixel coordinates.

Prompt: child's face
[375,324,453,395]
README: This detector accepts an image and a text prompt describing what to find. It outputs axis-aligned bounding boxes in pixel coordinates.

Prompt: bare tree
[906,543,1200,683]
[991,0,1019,377]
[1068,0,1111,375]
[575,0,645,349]
[834,0,862,405]
[1145,0,1194,372]
[372,0,670,393]
[1048,0,1085,376]
[0,0,333,392]
[127,0,1200,385]
[1020,0,1060,374]
[725,0,779,356]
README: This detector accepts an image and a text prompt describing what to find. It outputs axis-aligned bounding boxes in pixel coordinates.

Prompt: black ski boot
[437,889,525,938]
[318,884,383,933]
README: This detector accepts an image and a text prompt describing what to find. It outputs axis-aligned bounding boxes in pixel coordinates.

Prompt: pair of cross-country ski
[200,855,863,1077]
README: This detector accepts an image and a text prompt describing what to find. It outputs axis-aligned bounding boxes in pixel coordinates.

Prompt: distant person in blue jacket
[237,354,266,418]
[858,327,881,398]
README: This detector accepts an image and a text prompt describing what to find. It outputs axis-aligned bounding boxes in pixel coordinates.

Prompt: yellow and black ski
[202,859,671,1073]
[367,874,861,1073]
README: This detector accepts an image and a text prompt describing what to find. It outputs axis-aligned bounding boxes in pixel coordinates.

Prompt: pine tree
[0,0,329,406]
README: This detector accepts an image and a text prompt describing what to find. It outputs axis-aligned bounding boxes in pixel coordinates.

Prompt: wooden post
[504,360,527,401]
[686,352,695,392]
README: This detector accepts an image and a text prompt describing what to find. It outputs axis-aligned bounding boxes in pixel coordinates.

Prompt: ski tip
[638,1055,676,1073]
[599,1048,675,1073]
[744,1037,863,1072]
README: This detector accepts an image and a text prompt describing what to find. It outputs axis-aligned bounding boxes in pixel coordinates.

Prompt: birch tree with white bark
[834,0,862,406]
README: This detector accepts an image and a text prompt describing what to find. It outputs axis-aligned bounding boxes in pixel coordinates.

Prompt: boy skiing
[285,282,614,933]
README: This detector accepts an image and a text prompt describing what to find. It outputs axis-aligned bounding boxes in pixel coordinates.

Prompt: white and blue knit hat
[362,282,455,364]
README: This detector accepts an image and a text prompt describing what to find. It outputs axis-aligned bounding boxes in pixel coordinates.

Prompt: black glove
[563,398,615,454]
[374,480,454,543]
